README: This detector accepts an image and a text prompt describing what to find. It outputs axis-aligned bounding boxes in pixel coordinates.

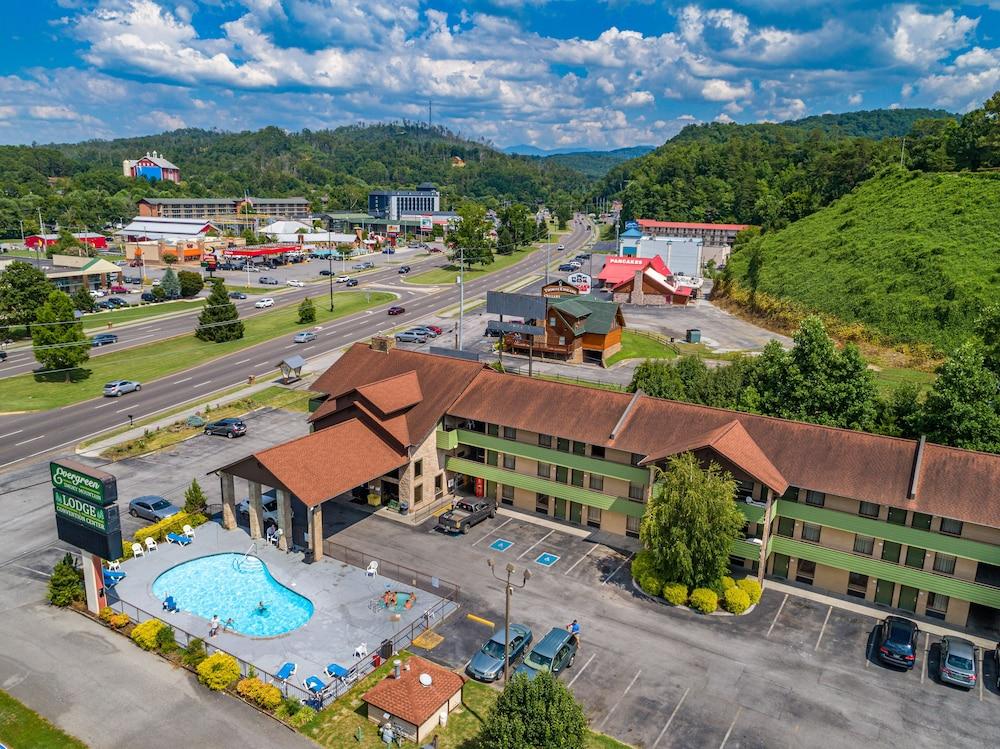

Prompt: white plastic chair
[131,542,145,558]
[145,537,158,552]
[354,642,368,659]
[365,560,378,578]
[182,524,196,539]
[107,559,121,571]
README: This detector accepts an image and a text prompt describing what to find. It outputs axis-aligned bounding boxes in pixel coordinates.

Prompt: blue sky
[1,0,999,149]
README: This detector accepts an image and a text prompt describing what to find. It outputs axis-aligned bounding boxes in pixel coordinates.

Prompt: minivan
[514,627,577,680]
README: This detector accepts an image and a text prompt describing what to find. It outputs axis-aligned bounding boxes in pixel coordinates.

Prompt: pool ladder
[235,544,264,573]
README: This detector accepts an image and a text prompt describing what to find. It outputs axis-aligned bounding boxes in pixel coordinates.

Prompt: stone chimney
[370,335,395,353]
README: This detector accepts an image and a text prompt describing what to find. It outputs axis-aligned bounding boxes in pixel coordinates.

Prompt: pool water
[152,553,314,637]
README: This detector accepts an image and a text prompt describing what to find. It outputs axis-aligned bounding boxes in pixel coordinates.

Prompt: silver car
[103,380,141,397]
[128,496,180,521]
[395,331,427,343]
[939,636,977,688]
[466,624,533,682]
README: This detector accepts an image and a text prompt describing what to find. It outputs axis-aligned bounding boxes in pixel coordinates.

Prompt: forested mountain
[541,146,656,179]
[779,108,954,139]
[0,124,585,236]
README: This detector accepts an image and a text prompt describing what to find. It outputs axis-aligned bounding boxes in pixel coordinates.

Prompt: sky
[1,0,999,150]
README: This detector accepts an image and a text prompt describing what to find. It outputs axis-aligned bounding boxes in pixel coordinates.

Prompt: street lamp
[327,251,334,312]
[486,558,531,684]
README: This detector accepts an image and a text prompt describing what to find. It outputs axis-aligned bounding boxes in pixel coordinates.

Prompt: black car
[0,351,8,362]
[319,269,333,276]
[204,418,247,438]
[123,275,141,284]
[877,616,919,669]
[484,321,504,337]
[398,265,411,274]
[345,278,359,287]
[228,291,248,299]
[106,297,128,308]
[558,264,577,272]
[259,277,280,285]
[95,300,114,310]
[90,333,119,347]
[140,292,156,302]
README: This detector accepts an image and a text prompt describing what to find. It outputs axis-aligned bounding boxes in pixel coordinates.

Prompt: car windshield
[104,382,118,388]
[524,651,552,672]
[482,640,506,659]
[149,500,171,511]
[947,653,973,670]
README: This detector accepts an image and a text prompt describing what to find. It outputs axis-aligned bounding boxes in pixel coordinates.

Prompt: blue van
[514,627,577,680]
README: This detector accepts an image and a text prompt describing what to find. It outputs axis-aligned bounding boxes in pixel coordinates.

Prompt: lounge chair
[325,663,349,680]
[303,675,327,694]
[275,662,297,682]
[182,524,196,539]
[131,542,145,558]
[102,570,125,587]
[144,537,157,552]
[166,532,191,546]
[162,595,179,612]
[366,560,378,578]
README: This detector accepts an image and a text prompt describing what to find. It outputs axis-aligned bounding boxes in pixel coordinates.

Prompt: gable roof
[356,371,423,415]
[549,297,621,335]
[362,656,464,727]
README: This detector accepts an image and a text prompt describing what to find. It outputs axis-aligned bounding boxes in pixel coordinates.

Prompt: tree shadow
[32,367,92,384]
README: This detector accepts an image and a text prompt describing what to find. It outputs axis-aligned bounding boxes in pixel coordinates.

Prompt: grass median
[81,298,206,331]
[0,290,394,412]
[0,689,88,749]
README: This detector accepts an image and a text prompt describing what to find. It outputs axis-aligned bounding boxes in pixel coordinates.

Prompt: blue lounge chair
[162,595,179,612]
[325,663,348,679]
[166,532,192,546]
[303,675,327,694]
[275,662,296,682]
[102,569,125,587]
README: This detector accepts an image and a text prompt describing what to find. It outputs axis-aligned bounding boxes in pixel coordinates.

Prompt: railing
[322,541,461,602]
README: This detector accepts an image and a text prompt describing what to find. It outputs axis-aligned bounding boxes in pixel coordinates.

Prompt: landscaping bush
[182,637,208,668]
[721,576,736,591]
[637,570,664,597]
[109,612,131,629]
[47,553,84,607]
[736,578,762,605]
[688,588,718,614]
[197,652,240,691]
[155,624,178,654]
[98,606,115,624]
[183,479,208,515]
[632,550,664,595]
[662,582,689,606]
[236,677,283,711]
[130,619,166,651]
[120,511,208,559]
[722,587,752,614]
[275,700,315,728]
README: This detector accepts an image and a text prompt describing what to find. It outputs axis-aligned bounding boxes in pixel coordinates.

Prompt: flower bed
[631,551,761,616]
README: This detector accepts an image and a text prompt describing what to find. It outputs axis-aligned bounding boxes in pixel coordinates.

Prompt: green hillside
[727,169,1000,349]
[542,146,655,178]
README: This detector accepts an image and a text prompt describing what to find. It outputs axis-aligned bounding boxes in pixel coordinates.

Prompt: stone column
[220,472,237,530]
[757,488,772,583]
[81,551,106,615]
[248,481,263,540]
[307,504,324,562]
[276,488,293,552]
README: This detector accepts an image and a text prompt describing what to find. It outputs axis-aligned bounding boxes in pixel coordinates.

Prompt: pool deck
[110,522,457,687]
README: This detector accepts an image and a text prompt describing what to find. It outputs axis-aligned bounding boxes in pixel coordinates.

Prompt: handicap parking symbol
[535,552,560,567]
[489,538,514,552]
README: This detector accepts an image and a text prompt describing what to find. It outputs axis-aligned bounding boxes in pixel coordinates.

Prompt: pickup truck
[436,499,496,534]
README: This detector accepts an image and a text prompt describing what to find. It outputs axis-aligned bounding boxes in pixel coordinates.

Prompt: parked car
[203,417,247,438]
[123,276,141,284]
[90,333,119,347]
[425,324,443,335]
[255,298,275,308]
[352,263,367,270]
[336,275,351,283]
[108,284,129,293]
[484,321,504,337]
[293,331,317,343]
[345,278,359,287]
[103,380,141,396]
[362,261,375,269]
[151,279,161,286]
[939,637,977,688]
[558,264,577,272]
[228,291,247,299]
[994,643,1000,689]
[0,351,7,363]
[90,289,106,298]
[408,326,439,338]
[128,496,180,521]
[241,264,261,273]
[436,498,495,534]
[319,269,333,276]
[395,331,427,343]
[237,489,279,524]
[515,627,577,681]
[575,253,591,260]
[287,279,305,287]
[106,297,128,308]
[387,306,405,315]
[140,292,156,302]
[877,616,918,669]
[467,624,533,681]
[95,300,114,310]
[398,265,411,274]
[259,276,280,285]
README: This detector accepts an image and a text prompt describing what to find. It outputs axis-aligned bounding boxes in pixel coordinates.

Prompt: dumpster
[685,329,701,344]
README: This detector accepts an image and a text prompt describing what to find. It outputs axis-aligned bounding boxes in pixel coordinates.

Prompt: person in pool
[257,600,267,613]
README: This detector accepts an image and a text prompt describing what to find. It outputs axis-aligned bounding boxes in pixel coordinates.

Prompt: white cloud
[621,90,654,106]
[701,78,752,101]
[146,110,187,130]
[714,112,734,123]
[847,92,862,105]
[888,6,978,68]
[29,105,88,121]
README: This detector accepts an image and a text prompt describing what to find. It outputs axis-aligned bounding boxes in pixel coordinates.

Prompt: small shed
[277,354,305,383]
[362,656,466,743]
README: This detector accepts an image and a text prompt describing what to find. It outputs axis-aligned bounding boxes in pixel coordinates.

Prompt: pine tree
[31,291,90,380]
[184,479,208,514]
[160,268,181,298]
[297,297,316,324]
[196,279,243,342]
[72,286,97,313]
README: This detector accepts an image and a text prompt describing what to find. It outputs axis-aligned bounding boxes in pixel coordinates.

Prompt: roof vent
[419,673,433,687]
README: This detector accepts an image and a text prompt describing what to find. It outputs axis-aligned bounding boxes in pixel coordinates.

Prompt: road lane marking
[173,377,192,384]
[470,517,513,546]
[192,381,212,387]
[564,542,598,575]
[516,530,552,560]
[921,632,929,683]
[719,707,742,749]
[234,358,252,365]
[0,430,23,440]
[115,406,134,414]
[766,594,788,638]
[601,552,634,586]
[598,669,641,730]
[814,606,833,651]
[14,435,44,446]
[566,653,596,689]
[284,344,297,349]
[92,402,116,409]
[653,687,690,748]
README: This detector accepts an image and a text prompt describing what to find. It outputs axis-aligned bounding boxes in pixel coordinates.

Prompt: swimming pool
[151,553,314,637]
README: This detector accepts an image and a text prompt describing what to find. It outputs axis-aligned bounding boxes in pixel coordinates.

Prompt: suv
[259,276,280,285]
[515,627,577,681]
[238,489,279,524]
[204,418,247,438]
[877,616,918,669]
[90,333,119,347]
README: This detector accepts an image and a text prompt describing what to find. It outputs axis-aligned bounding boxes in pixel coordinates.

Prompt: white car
[255,298,274,308]
[89,289,106,298]
[237,492,279,523]
[336,275,351,283]
[287,279,305,287]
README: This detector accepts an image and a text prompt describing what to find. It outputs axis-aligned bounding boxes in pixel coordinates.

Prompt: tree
[177,270,205,298]
[0,260,53,332]
[628,360,686,400]
[496,204,533,255]
[47,553,84,607]
[47,229,92,259]
[196,279,244,342]
[449,201,494,267]
[31,290,90,379]
[183,479,208,514]
[554,204,572,230]
[71,286,97,313]
[298,296,316,324]
[744,241,764,308]
[478,672,586,749]
[639,453,745,589]
[151,285,167,301]
[975,304,1000,376]
[920,342,1000,452]
[160,268,181,298]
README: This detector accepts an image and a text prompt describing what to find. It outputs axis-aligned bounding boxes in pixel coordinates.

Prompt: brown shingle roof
[362,656,465,727]
[356,371,423,415]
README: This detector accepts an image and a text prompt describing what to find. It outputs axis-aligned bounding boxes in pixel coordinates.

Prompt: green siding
[774,501,1000,565]
[436,428,458,450]
[452,429,649,484]
[730,538,764,560]
[769,537,1000,609]
[738,501,766,524]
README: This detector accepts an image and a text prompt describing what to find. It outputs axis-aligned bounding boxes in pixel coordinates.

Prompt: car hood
[468,651,504,677]
[158,506,181,518]
[513,663,540,680]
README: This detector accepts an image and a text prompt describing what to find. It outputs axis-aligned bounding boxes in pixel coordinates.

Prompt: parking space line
[814,606,832,651]
[601,552,634,585]
[564,542,598,575]
[597,669,641,731]
[470,517,513,546]
[978,650,984,701]
[766,594,788,638]
[653,686,689,748]
[516,530,553,560]
[566,653,596,689]
[719,707,742,749]
[921,632,929,683]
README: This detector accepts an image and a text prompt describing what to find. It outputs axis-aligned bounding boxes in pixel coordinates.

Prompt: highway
[0,220,593,469]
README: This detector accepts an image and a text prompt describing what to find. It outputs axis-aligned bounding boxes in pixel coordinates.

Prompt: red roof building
[597,255,691,305]
[25,233,108,250]
[362,656,466,743]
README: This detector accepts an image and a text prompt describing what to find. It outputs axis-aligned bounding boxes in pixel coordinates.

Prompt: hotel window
[556,466,569,484]
[776,517,795,538]
[590,445,605,459]
[414,459,423,478]
[413,484,423,504]
[853,535,875,556]
[571,470,584,487]
[487,451,498,466]
[910,512,932,531]
[434,474,443,498]
[537,462,551,478]
[847,572,869,598]
[780,486,800,502]
[933,553,957,575]
[881,541,901,563]
[503,454,516,470]
[587,506,602,528]
[735,480,754,501]
[572,441,586,456]
[630,453,643,467]
[940,518,963,536]
[926,592,949,619]
[503,426,517,440]
[887,507,907,525]
[589,474,604,491]
[629,484,644,501]
[858,501,880,518]
[904,546,926,569]
[626,514,640,538]
[801,523,822,543]
[804,490,826,507]
[535,493,549,514]
[557,437,570,452]
[488,423,499,437]
[795,559,816,585]
[538,433,552,448]
[501,485,514,505]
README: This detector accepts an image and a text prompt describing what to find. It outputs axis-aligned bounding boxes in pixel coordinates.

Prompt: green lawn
[872,366,936,395]
[0,689,88,749]
[606,330,679,367]
[0,290,394,412]
[223,284,279,295]
[81,299,206,331]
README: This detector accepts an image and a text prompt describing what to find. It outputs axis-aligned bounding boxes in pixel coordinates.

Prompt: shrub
[47,553,84,607]
[183,479,208,514]
[297,297,316,324]
[276,701,315,728]
[197,652,240,691]
[662,583,689,606]
[155,624,178,654]
[721,576,736,591]
[736,578,762,605]
[631,550,654,579]
[237,677,283,711]
[98,606,115,624]
[182,637,208,668]
[722,587,751,614]
[109,612,131,629]
[637,570,664,597]
[688,588,718,614]
[130,619,166,651]
[120,511,209,559]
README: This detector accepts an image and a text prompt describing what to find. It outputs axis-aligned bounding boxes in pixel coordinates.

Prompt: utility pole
[899,136,906,168]
[487,558,531,684]
[36,208,43,265]
[457,246,465,350]
[327,252,334,311]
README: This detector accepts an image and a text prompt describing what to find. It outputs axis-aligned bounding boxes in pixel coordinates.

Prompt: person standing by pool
[209,614,220,637]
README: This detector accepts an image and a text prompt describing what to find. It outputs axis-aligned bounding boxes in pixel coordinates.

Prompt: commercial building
[503,296,625,366]
[636,219,750,246]
[117,217,218,243]
[598,256,692,306]
[124,236,246,266]
[217,343,1000,631]
[137,197,311,220]
[0,255,122,294]
[123,152,181,183]
[24,233,108,251]
[368,184,440,221]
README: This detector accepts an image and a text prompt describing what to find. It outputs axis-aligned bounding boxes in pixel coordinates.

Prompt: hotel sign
[53,489,116,534]
[50,460,122,561]
[50,461,116,504]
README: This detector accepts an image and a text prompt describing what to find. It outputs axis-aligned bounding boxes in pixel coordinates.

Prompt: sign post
[567,272,592,294]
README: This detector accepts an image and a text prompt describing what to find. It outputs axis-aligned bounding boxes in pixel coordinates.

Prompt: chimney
[392,659,401,679]
[908,435,926,500]
[370,335,395,353]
